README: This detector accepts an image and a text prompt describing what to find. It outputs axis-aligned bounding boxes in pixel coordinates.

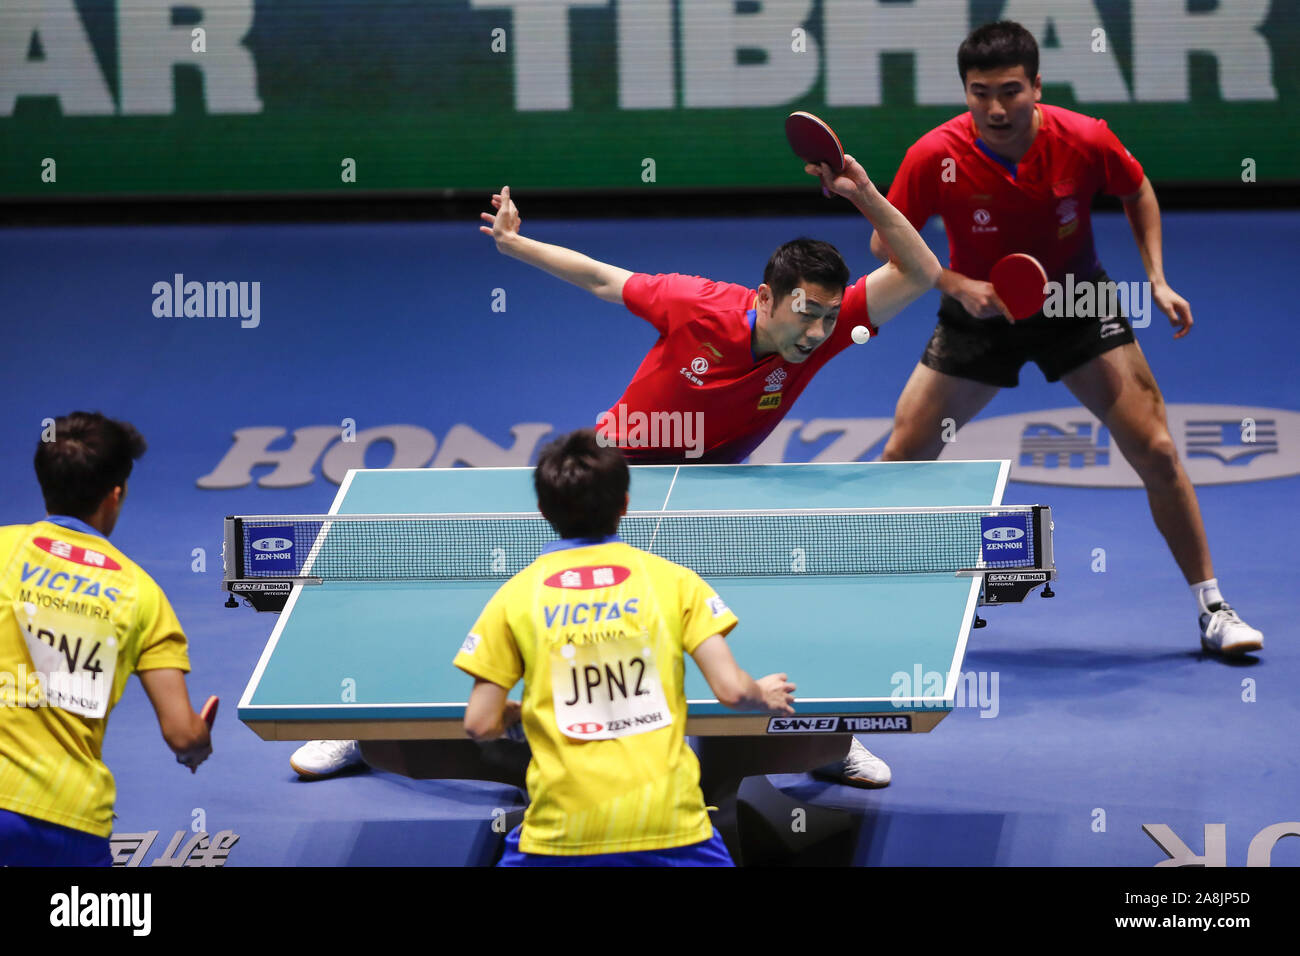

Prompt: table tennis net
[229,508,1044,581]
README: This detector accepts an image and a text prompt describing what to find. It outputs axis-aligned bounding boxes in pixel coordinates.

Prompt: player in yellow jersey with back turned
[453,429,794,865]
[0,412,212,866]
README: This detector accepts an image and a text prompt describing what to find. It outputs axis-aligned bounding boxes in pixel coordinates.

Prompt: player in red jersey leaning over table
[870,20,1263,655]
[289,147,943,789]
[475,155,943,789]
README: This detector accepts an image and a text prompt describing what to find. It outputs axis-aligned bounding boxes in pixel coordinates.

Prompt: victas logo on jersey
[543,566,639,630]
[542,599,639,628]
[19,562,121,603]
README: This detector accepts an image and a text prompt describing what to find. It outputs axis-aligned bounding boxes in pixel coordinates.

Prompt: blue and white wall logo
[194,407,1299,490]
[940,405,1300,487]
[249,527,296,572]
[980,514,1030,565]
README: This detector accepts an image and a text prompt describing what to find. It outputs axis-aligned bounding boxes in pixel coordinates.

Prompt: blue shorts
[498,824,734,867]
[0,809,112,866]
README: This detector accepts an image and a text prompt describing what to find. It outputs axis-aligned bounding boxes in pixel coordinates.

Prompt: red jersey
[886,103,1145,283]
[600,272,875,464]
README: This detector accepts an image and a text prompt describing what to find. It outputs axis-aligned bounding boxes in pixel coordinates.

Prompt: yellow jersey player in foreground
[0,412,212,866]
[453,429,795,865]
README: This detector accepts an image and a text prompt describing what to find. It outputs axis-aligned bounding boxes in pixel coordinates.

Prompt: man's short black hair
[958,20,1039,85]
[763,238,850,306]
[534,429,629,539]
[34,411,147,519]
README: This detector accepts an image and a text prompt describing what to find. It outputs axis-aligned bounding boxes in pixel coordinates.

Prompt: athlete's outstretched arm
[1120,176,1193,338]
[479,186,634,305]
[812,156,942,326]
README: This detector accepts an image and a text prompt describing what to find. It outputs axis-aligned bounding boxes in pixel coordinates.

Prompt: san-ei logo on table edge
[767,715,912,733]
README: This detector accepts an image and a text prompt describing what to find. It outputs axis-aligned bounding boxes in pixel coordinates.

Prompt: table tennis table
[232,461,1054,742]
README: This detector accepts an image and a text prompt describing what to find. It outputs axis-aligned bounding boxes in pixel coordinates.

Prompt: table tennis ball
[851,326,871,345]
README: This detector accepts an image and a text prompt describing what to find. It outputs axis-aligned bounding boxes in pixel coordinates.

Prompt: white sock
[1191,578,1223,614]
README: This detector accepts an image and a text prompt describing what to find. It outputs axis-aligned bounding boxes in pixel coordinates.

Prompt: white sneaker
[1199,603,1264,656]
[812,737,892,789]
[289,739,365,778]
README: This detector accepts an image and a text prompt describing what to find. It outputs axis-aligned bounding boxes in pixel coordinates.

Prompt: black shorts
[920,269,1136,388]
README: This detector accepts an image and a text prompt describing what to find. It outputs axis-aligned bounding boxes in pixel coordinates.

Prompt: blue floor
[0,209,1296,865]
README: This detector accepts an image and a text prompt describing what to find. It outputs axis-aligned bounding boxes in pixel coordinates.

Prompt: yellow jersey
[0,518,191,837]
[454,537,738,855]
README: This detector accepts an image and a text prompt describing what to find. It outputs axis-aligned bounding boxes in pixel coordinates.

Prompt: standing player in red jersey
[872,21,1263,655]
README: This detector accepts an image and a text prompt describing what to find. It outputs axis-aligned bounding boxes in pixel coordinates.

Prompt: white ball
[851,325,871,345]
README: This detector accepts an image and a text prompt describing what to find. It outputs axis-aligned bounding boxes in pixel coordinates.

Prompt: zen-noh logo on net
[248,527,295,571]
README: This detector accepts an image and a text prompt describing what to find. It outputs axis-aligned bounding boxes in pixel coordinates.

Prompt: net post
[227,517,245,581]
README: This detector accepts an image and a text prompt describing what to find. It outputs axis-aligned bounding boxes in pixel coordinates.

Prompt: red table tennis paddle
[785,111,845,174]
[200,695,219,729]
[990,253,1048,320]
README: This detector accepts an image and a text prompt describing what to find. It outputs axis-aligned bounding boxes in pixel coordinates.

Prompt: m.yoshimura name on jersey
[0,521,190,836]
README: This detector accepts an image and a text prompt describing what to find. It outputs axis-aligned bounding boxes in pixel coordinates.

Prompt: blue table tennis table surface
[239,461,1010,738]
